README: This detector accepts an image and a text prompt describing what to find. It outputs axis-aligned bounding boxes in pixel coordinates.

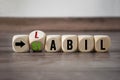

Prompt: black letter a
[50,40,56,50]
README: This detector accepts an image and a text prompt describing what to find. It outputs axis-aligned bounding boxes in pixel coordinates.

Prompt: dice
[12,30,111,53]
[62,35,77,52]
[94,35,111,52]
[45,35,61,52]
[12,35,29,52]
[78,35,94,52]
[29,30,46,52]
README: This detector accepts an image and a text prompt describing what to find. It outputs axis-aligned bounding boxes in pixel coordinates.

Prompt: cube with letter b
[62,35,77,52]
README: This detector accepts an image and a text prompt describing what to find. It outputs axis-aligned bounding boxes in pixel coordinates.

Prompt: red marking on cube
[35,32,39,38]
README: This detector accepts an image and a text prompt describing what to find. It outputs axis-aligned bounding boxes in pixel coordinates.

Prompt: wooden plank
[0,31,120,80]
[0,18,120,32]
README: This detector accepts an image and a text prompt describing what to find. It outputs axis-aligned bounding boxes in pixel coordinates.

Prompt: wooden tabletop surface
[0,31,120,80]
[0,18,120,32]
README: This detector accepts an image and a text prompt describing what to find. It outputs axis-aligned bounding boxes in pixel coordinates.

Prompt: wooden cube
[45,35,61,52]
[62,35,77,52]
[12,35,29,52]
[29,30,46,51]
[78,35,94,52]
[94,35,111,52]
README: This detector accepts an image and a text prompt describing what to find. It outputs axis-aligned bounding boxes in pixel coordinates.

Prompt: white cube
[29,30,46,51]
[12,35,29,52]
[45,35,61,52]
[78,35,94,52]
[62,35,77,52]
[94,35,111,52]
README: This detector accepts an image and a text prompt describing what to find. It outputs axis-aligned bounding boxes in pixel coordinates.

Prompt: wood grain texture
[0,31,120,80]
[0,18,120,80]
[0,18,120,32]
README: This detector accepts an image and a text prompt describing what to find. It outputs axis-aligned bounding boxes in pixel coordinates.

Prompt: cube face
[31,41,43,51]
[29,30,46,51]
[94,35,111,52]
[62,35,77,52]
[12,35,29,52]
[45,35,61,52]
[78,35,94,52]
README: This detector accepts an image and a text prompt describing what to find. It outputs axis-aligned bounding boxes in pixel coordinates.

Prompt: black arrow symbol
[15,41,25,47]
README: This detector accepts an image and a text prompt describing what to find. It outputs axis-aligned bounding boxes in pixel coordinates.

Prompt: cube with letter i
[78,35,94,52]
[29,30,46,52]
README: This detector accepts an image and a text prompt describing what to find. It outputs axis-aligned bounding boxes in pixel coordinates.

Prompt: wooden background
[0,18,120,80]
[0,18,120,32]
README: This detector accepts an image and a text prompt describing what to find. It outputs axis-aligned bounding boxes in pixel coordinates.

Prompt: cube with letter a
[45,35,61,52]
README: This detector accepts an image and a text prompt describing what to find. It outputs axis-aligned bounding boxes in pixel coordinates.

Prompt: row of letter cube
[12,30,111,53]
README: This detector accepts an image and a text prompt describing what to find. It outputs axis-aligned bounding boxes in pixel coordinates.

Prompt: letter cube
[45,35,61,52]
[12,35,29,52]
[62,35,77,52]
[94,35,111,52]
[29,30,46,51]
[78,35,94,52]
